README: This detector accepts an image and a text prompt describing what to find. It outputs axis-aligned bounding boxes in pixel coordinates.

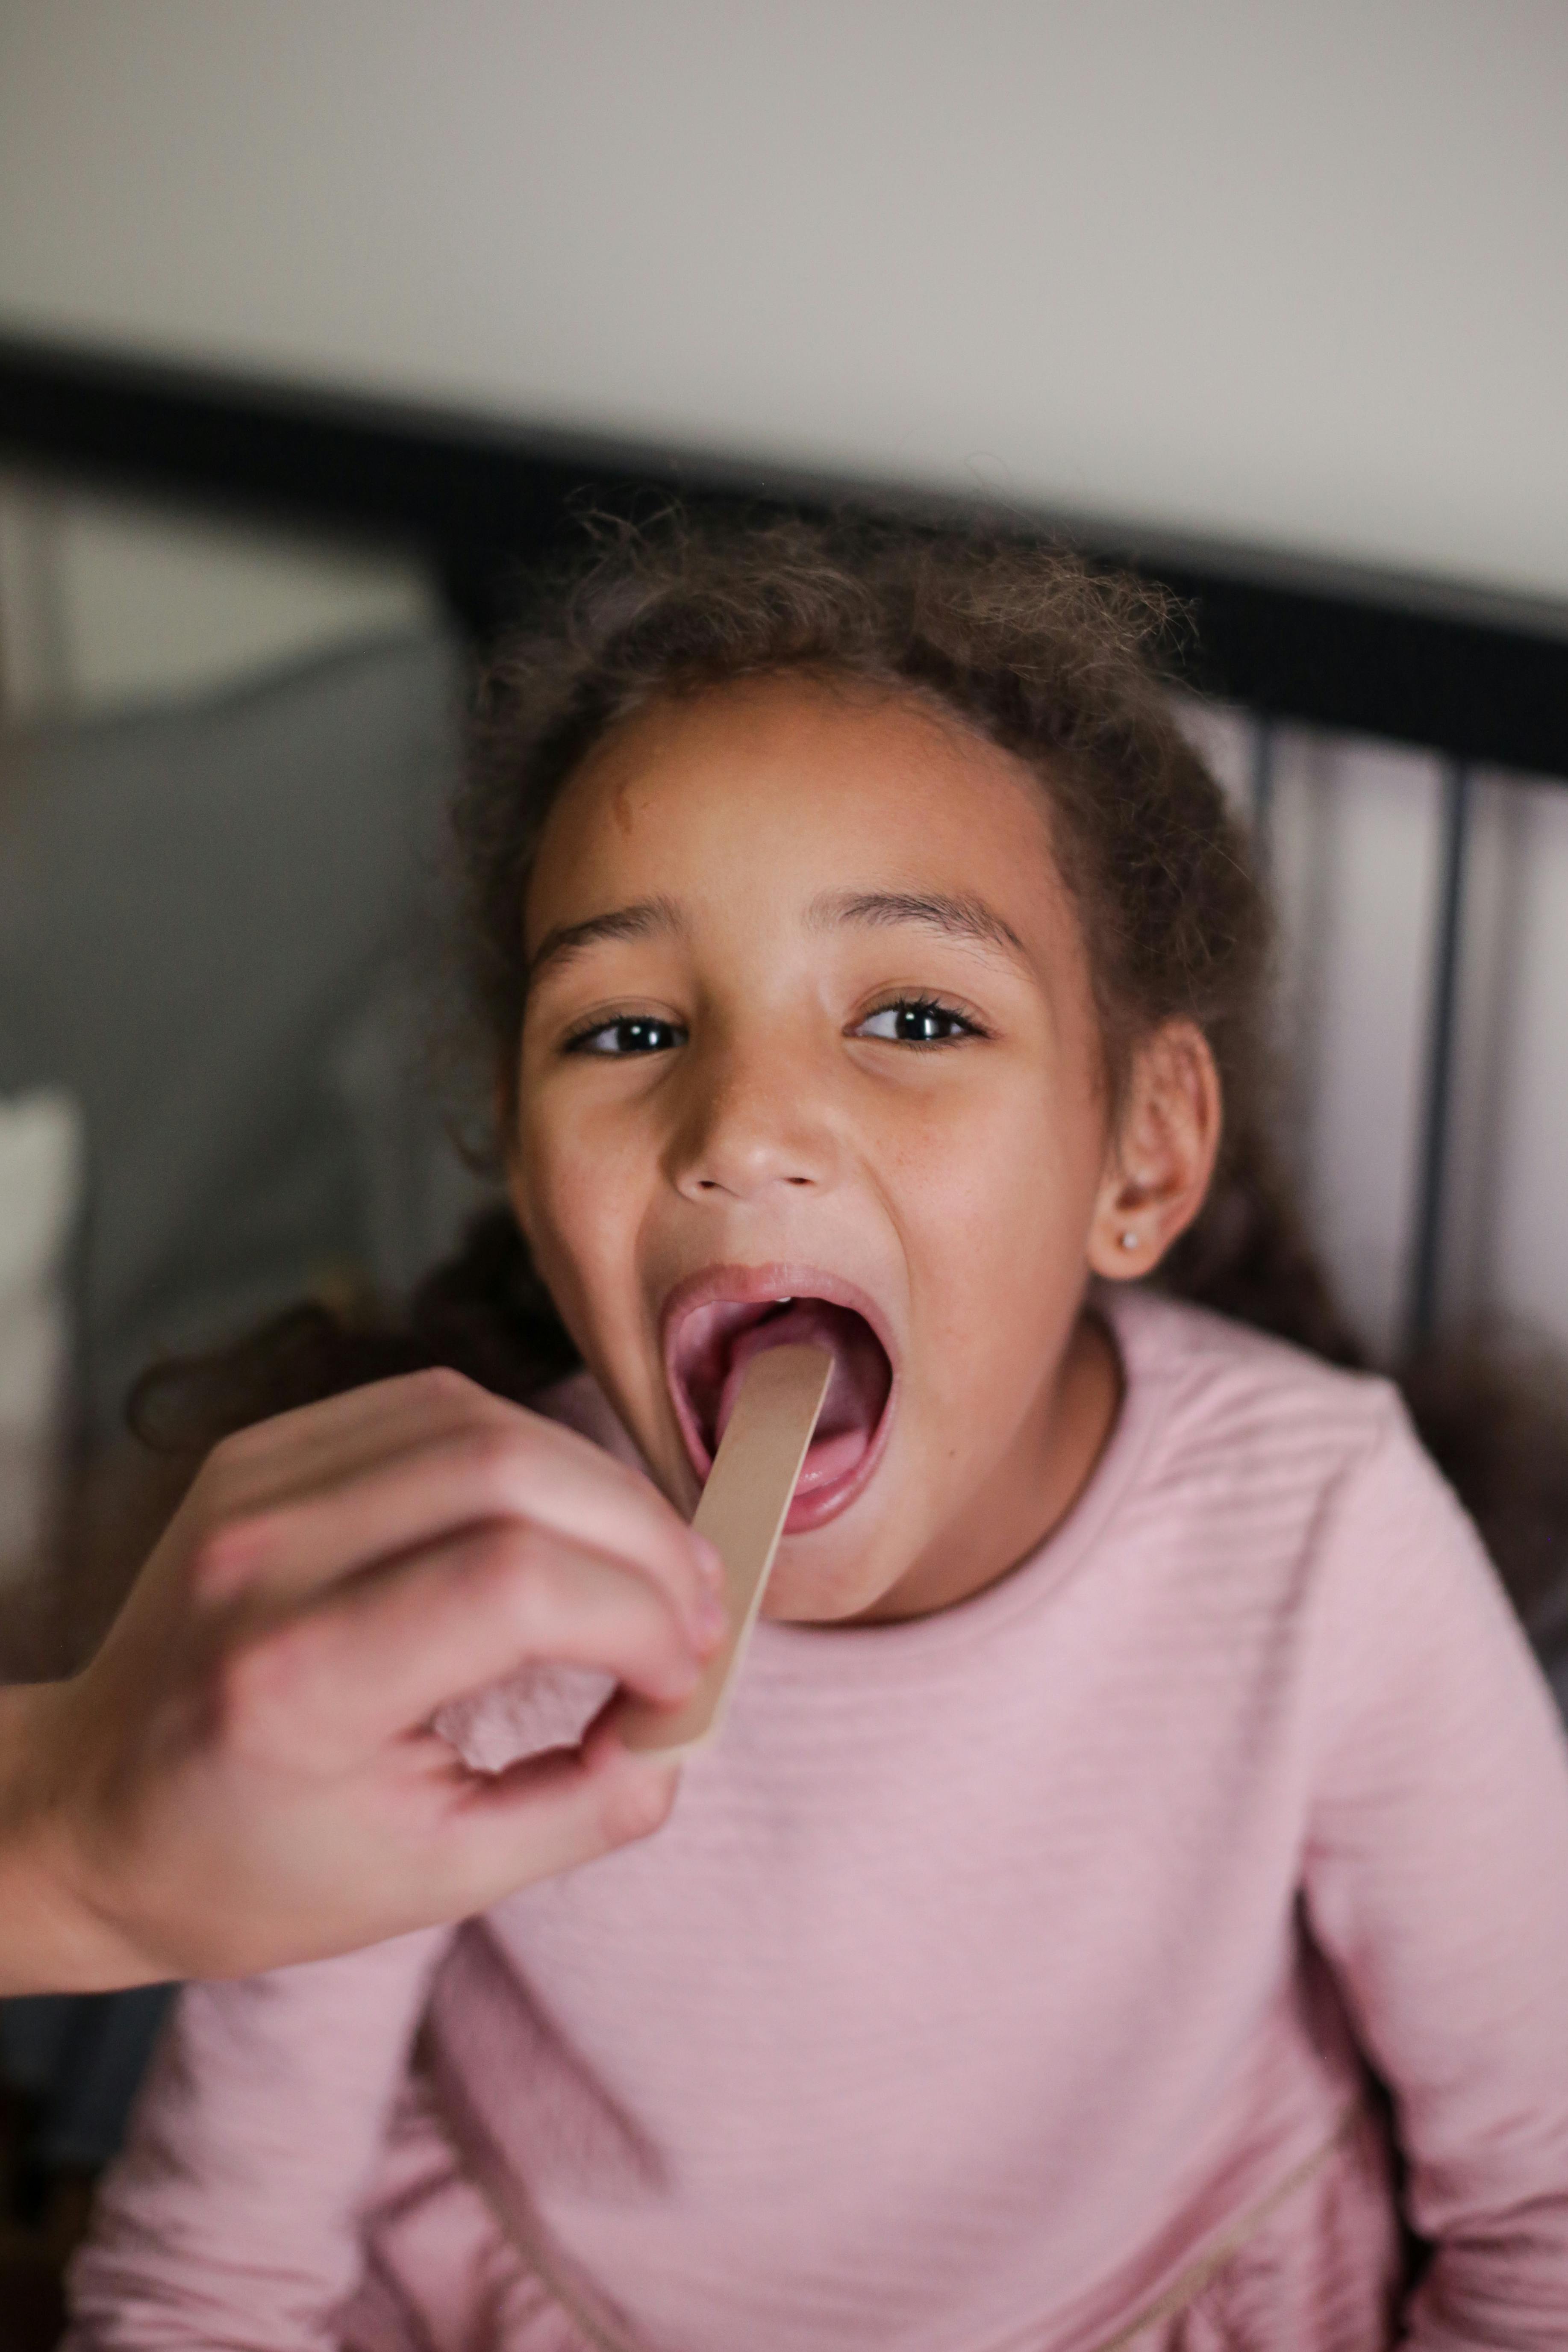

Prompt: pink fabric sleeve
[63,1926,450,2352]
[1303,1400,1568,2349]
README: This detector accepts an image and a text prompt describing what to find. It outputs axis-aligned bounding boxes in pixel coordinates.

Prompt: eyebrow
[527,895,686,984]
[804,889,1031,966]
[525,885,1032,986]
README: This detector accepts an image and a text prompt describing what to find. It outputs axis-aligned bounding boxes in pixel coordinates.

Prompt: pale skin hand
[0,1368,725,1993]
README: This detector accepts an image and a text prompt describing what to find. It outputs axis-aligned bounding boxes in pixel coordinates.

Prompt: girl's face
[511,677,1188,1624]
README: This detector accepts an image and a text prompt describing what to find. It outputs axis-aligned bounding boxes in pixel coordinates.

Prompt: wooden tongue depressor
[611,1342,833,1757]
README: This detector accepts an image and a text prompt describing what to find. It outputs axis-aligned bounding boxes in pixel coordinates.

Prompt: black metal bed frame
[4,332,1565,1355]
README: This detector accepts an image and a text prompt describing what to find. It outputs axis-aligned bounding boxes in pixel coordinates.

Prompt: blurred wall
[1,0,1566,606]
[0,476,437,718]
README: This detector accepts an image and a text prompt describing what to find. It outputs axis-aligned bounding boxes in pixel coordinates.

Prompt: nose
[667,1030,840,1204]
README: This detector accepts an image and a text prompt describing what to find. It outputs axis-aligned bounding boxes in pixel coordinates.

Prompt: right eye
[563,1015,688,1057]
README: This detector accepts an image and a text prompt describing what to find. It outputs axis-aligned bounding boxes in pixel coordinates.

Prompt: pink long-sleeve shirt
[67,1292,1568,2350]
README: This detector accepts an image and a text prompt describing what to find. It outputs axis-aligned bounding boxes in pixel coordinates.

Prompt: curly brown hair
[132,508,1567,1631]
[453,508,1353,1359]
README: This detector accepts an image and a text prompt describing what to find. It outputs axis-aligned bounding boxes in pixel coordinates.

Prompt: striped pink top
[67,1292,1568,2349]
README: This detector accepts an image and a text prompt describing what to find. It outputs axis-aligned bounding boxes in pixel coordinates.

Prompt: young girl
[66,519,1568,2349]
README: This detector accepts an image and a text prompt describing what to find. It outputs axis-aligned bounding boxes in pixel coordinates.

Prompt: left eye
[856,1000,976,1045]
[567,1016,688,1056]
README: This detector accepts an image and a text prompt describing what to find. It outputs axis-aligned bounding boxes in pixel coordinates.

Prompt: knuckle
[211,1621,323,1766]
[458,1516,528,1588]
[450,1419,530,1500]
[407,1363,480,1408]
[456,1522,555,1637]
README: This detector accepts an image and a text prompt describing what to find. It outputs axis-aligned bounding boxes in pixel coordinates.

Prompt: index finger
[206,1401,718,1638]
[227,1519,710,1769]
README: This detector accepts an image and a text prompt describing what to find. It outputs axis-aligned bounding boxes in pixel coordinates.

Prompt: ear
[1086,1021,1222,1282]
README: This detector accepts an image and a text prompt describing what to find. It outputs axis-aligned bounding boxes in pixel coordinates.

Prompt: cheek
[512,1098,645,1334]
[891,1066,1106,1381]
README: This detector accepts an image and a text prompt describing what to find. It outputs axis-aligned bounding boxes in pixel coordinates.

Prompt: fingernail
[694,1534,724,1590]
[694,1586,729,1646]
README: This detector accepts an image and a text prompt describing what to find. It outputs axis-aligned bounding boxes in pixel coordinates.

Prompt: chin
[760,1570,880,1625]
[758,1524,906,1625]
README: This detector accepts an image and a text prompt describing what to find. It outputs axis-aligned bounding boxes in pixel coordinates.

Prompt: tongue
[713,1301,888,1487]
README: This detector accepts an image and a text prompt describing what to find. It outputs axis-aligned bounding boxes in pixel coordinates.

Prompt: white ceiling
[2,1,1565,606]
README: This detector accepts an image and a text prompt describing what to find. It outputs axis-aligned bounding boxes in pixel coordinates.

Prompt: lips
[662,1269,896,1528]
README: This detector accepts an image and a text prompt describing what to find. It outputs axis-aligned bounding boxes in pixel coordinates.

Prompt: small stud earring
[1118,1229,1140,1251]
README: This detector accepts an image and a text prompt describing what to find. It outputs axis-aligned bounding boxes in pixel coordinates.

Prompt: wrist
[0,1678,161,1994]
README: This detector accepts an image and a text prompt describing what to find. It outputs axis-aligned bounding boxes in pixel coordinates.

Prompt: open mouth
[664,1277,896,1528]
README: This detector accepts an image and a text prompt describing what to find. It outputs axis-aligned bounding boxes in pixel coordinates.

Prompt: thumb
[439,1728,681,1912]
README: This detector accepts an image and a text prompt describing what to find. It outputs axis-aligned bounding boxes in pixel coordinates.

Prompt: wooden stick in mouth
[610,1342,833,1757]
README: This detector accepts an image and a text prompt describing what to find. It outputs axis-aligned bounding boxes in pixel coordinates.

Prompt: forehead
[524,675,1068,946]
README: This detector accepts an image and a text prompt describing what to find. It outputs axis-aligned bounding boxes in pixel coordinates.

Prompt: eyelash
[855,994,987,1048]
[560,995,987,1058]
[561,1013,688,1057]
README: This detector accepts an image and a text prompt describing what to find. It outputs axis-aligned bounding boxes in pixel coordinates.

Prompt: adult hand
[0,1369,723,1992]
